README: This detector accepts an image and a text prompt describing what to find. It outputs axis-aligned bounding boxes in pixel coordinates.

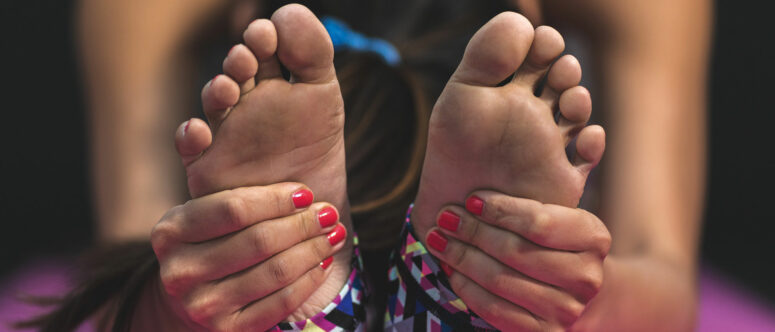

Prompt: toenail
[327,224,346,246]
[465,196,484,216]
[292,188,314,208]
[438,210,460,232]
[318,206,338,228]
[427,230,448,252]
[320,256,334,269]
[183,121,191,134]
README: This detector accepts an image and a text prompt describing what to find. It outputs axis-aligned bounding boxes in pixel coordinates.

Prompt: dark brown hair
[20,1,509,330]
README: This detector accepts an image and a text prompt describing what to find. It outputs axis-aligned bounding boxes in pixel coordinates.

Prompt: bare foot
[412,12,605,241]
[173,4,351,321]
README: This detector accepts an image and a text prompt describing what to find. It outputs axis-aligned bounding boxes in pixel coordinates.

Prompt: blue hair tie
[321,16,401,67]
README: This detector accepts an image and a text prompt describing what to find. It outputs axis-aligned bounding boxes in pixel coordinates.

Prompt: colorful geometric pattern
[385,205,498,331]
[270,237,366,332]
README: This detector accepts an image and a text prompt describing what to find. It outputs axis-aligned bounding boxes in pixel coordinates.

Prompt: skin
[79,0,709,330]
[77,0,260,243]
[435,0,709,330]
[410,14,608,331]
[430,192,610,330]
[146,4,354,325]
[543,0,710,330]
[148,183,345,331]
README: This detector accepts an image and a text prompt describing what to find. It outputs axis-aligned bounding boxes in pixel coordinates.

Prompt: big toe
[452,12,535,86]
[271,4,335,83]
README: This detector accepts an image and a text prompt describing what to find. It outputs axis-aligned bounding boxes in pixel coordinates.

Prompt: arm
[76,0,250,242]
[542,0,712,330]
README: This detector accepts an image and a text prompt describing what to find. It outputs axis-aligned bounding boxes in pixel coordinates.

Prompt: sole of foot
[412,12,605,241]
[174,4,351,322]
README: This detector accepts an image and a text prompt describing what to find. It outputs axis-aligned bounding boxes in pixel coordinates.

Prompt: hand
[424,190,611,331]
[150,183,347,331]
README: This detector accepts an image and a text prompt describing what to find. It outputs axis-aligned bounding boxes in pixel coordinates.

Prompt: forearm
[77,0,229,242]
[544,0,711,329]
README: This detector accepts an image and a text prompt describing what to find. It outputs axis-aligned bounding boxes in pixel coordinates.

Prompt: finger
[437,206,605,301]
[426,229,583,325]
[445,264,545,331]
[200,225,346,312]
[176,203,341,281]
[227,258,335,331]
[152,183,314,246]
[464,192,611,255]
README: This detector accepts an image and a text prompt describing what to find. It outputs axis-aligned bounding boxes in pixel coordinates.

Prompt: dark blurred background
[1,0,773,306]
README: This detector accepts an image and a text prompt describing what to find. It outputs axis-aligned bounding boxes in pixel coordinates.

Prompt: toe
[452,12,535,86]
[201,74,240,131]
[271,4,335,83]
[558,86,592,144]
[512,26,565,89]
[243,19,282,81]
[175,118,213,167]
[223,44,258,93]
[573,125,605,176]
[539,54,582,106]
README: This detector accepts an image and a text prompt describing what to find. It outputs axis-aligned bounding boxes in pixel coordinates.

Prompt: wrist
[574,255,697,332]
[130,274,205,332]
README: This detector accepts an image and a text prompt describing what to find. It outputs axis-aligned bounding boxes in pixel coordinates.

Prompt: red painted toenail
[320,256,333,269]
[465,196,484,216]
[183,121,191,134]
[228,45,238,56]
[212,75,219,84]
[327,224,346,246]
[438,210,460,232]
[439,262,454,277]
[292,188,314,208]
[427,230,448,252]
[318,206,338,228]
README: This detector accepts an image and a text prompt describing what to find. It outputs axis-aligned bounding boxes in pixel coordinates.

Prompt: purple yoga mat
[1,260,774,331]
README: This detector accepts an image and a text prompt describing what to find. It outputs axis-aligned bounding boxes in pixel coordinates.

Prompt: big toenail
[465,196,484,216]
[438,211,460,232]
[292,188,314,208]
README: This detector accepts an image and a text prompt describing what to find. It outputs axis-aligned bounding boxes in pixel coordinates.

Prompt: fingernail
[437,210,460,232]
[292,189,314,208]
[318,206,338,228]
[427,230,448,252]
[439,262,454,277]
[465,196,484,216]
[327,224,346,246]
[320,256,333,269]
